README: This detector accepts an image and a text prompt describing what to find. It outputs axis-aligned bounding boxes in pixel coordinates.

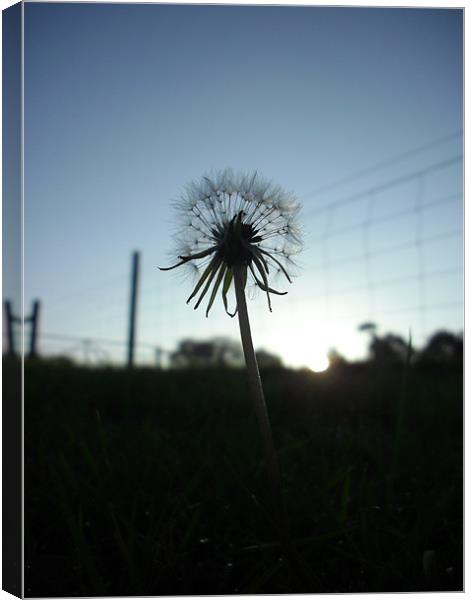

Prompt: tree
[358,321,377,335]
[327,348,347,368]
[418,330,463,366]
[170,337,244,368]
[369,333,411,365]
[255,348,283,368]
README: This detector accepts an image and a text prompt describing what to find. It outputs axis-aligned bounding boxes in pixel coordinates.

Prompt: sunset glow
[308,353,330,373]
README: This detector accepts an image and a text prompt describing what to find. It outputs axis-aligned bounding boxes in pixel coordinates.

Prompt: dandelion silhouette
[160,169,302,315]
[160,169,307,584]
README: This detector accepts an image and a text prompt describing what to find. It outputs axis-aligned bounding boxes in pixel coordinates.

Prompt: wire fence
[8,132,463,368]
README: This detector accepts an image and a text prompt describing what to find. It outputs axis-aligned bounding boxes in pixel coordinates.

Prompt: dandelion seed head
[160,169,302,316]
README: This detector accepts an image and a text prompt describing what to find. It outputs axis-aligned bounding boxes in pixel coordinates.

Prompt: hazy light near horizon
[274,323,333,371]
[308,352,330,373]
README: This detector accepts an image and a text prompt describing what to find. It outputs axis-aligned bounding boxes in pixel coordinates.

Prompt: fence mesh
[8,134,463,368]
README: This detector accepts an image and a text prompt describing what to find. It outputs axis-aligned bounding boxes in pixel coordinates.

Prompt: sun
[308,352,330,373]
[272,326,332,371]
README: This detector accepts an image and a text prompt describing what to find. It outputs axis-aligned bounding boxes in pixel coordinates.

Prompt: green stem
[232,265,294,558]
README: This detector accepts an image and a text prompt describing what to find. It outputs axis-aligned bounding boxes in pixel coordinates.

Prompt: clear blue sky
[21,3,463,367]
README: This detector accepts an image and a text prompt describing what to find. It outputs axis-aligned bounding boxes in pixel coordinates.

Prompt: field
[23,360,462,596]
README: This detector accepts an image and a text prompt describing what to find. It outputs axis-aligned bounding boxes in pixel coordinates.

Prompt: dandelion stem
[233,264,307,584]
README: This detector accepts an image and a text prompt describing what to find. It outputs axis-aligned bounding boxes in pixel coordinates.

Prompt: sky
[14,3,463,368]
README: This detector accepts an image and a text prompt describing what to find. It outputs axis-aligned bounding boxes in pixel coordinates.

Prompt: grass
[22,359,462,596]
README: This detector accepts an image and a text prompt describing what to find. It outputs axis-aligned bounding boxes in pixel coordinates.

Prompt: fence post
[155,346,162,368]
[127,251,140,367]
[29,300,40,358]
[4,301,16,356]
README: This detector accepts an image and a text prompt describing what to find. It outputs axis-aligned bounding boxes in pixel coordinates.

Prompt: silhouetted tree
[358,321,377,335]
[327,348,348,368]
[255,349,283,368]
[418,330,463,366]
[369,333,411,365]
[170,337,244,368]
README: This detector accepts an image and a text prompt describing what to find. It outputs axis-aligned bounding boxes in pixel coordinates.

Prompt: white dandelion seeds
[160,169,302,316]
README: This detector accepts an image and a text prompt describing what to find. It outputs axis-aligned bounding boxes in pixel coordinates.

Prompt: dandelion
[160,169,302,316]
[160,169,307,582]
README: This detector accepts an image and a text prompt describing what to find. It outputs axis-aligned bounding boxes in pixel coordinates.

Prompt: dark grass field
[22,359,462,596]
